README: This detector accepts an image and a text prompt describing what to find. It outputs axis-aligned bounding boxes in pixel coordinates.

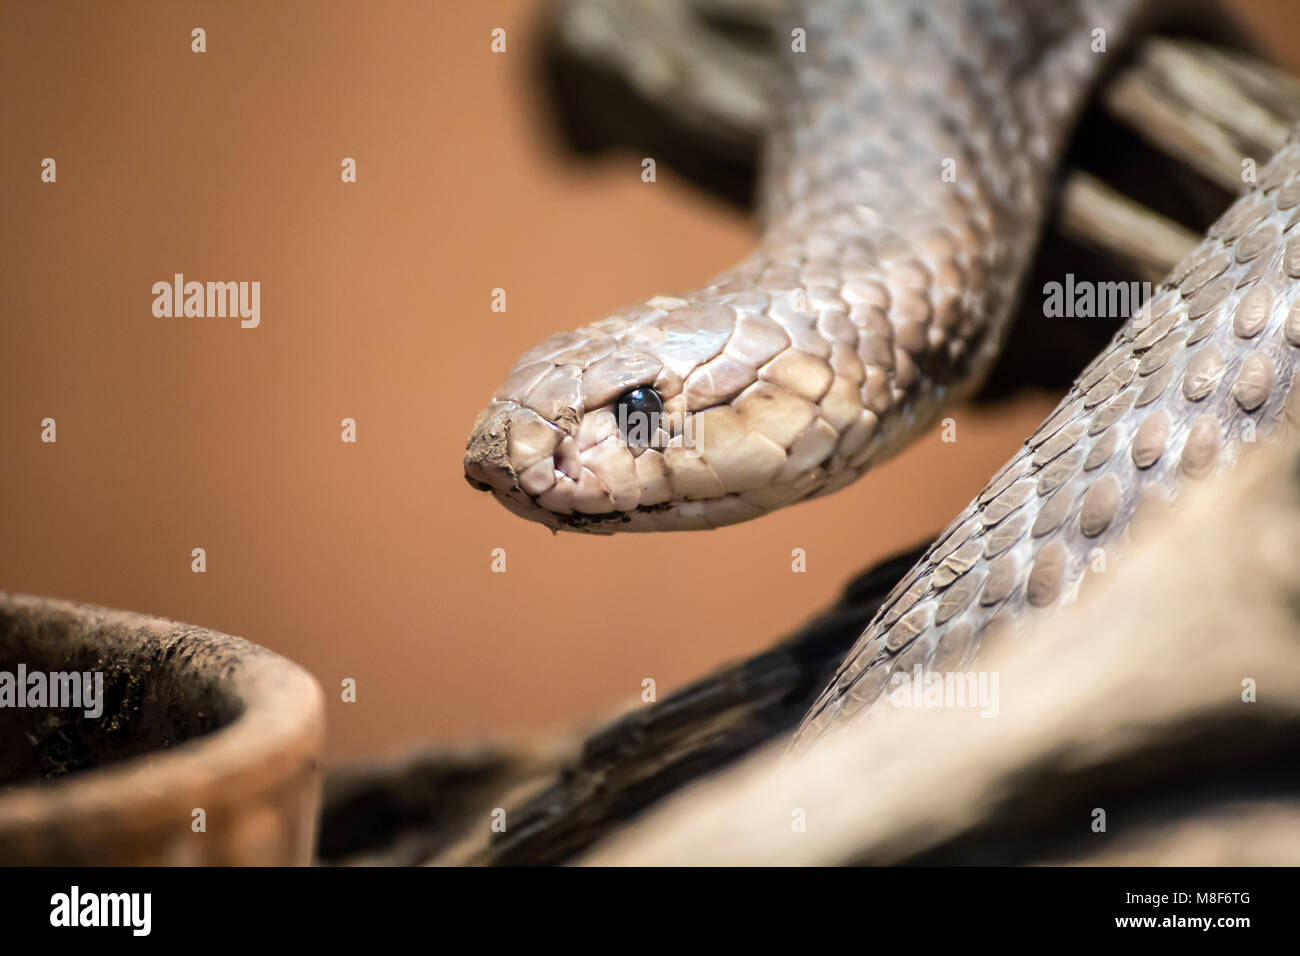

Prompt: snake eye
[615,386,663,445]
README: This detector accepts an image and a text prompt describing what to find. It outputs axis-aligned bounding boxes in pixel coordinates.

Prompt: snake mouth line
[548,502,678,532]
[484,481,680,534]
[471,472,763,534]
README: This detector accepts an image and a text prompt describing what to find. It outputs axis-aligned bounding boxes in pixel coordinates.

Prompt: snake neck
[737,0,1150,453]
[463,0,1153,533]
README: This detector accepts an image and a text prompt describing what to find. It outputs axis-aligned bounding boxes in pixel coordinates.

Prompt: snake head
[464,294,879,532]
[463,298,719,533]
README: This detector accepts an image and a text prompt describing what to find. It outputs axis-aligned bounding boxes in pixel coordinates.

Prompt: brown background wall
[2,1,1297,758]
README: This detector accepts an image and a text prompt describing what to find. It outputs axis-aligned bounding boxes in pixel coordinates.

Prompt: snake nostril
[464,475,493,493]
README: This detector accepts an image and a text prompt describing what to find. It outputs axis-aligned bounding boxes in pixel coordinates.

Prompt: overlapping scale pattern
[797,137,1300,746]
[464,0,1139,532]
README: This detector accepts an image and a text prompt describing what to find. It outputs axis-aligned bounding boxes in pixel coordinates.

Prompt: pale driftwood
[1103,38,1300,194]
[1058,172,1200,284]
[580,432,1300,866]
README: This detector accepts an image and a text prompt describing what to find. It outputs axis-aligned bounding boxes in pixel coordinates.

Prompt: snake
[462,0,1300,747]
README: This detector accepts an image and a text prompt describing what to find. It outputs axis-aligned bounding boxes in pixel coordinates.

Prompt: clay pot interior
[0,594,323,865]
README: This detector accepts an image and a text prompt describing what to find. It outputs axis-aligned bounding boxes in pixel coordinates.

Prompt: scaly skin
[464,0,1140,531]
[797,134,1300,744]
[459,1,1300,745]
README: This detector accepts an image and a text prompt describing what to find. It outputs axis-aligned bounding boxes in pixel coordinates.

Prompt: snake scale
[463,0,1300,747]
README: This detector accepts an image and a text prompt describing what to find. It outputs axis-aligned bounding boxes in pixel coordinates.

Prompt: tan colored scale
[457,0,1300,747]
[1131,411,1171,469]
[465,0,1150,534]
[1180,417,1222,478]
[1037,447,1085,495]
[1026,541,1068,608]
[1182,347,1226,401]
[798,131,1300,746]
[1084,430,1118,471]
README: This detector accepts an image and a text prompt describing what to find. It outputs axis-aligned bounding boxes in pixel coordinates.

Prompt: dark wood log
[581,431,1300,865]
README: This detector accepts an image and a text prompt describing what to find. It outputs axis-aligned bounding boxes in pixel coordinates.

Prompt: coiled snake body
[464,0,1300,745]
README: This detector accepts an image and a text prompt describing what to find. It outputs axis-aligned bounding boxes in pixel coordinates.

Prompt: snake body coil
[463,0,1300,744]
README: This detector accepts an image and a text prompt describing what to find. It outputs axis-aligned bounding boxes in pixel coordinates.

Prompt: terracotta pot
[0,593,324,864]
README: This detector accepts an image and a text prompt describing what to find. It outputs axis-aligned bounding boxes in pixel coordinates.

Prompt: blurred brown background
[2,0,1298,759]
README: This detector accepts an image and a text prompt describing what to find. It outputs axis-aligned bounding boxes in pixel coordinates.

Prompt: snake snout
[463,406,523,495]
[464,401,579,532]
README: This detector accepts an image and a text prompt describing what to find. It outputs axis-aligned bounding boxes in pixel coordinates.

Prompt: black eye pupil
[618,387,662,416]
[615,387,663,443]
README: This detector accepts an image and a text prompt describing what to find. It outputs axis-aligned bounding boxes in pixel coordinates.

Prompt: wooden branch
[318,546,927,865]
[1103,38,1300,194]
[581,432,1300,866]
[1058,172,1200,284]
[316,742,570,866]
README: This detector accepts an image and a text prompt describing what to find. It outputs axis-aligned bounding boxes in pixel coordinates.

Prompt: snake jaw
[464,396,759,532]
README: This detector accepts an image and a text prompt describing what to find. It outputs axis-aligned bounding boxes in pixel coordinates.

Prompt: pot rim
[0,592,324,859]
